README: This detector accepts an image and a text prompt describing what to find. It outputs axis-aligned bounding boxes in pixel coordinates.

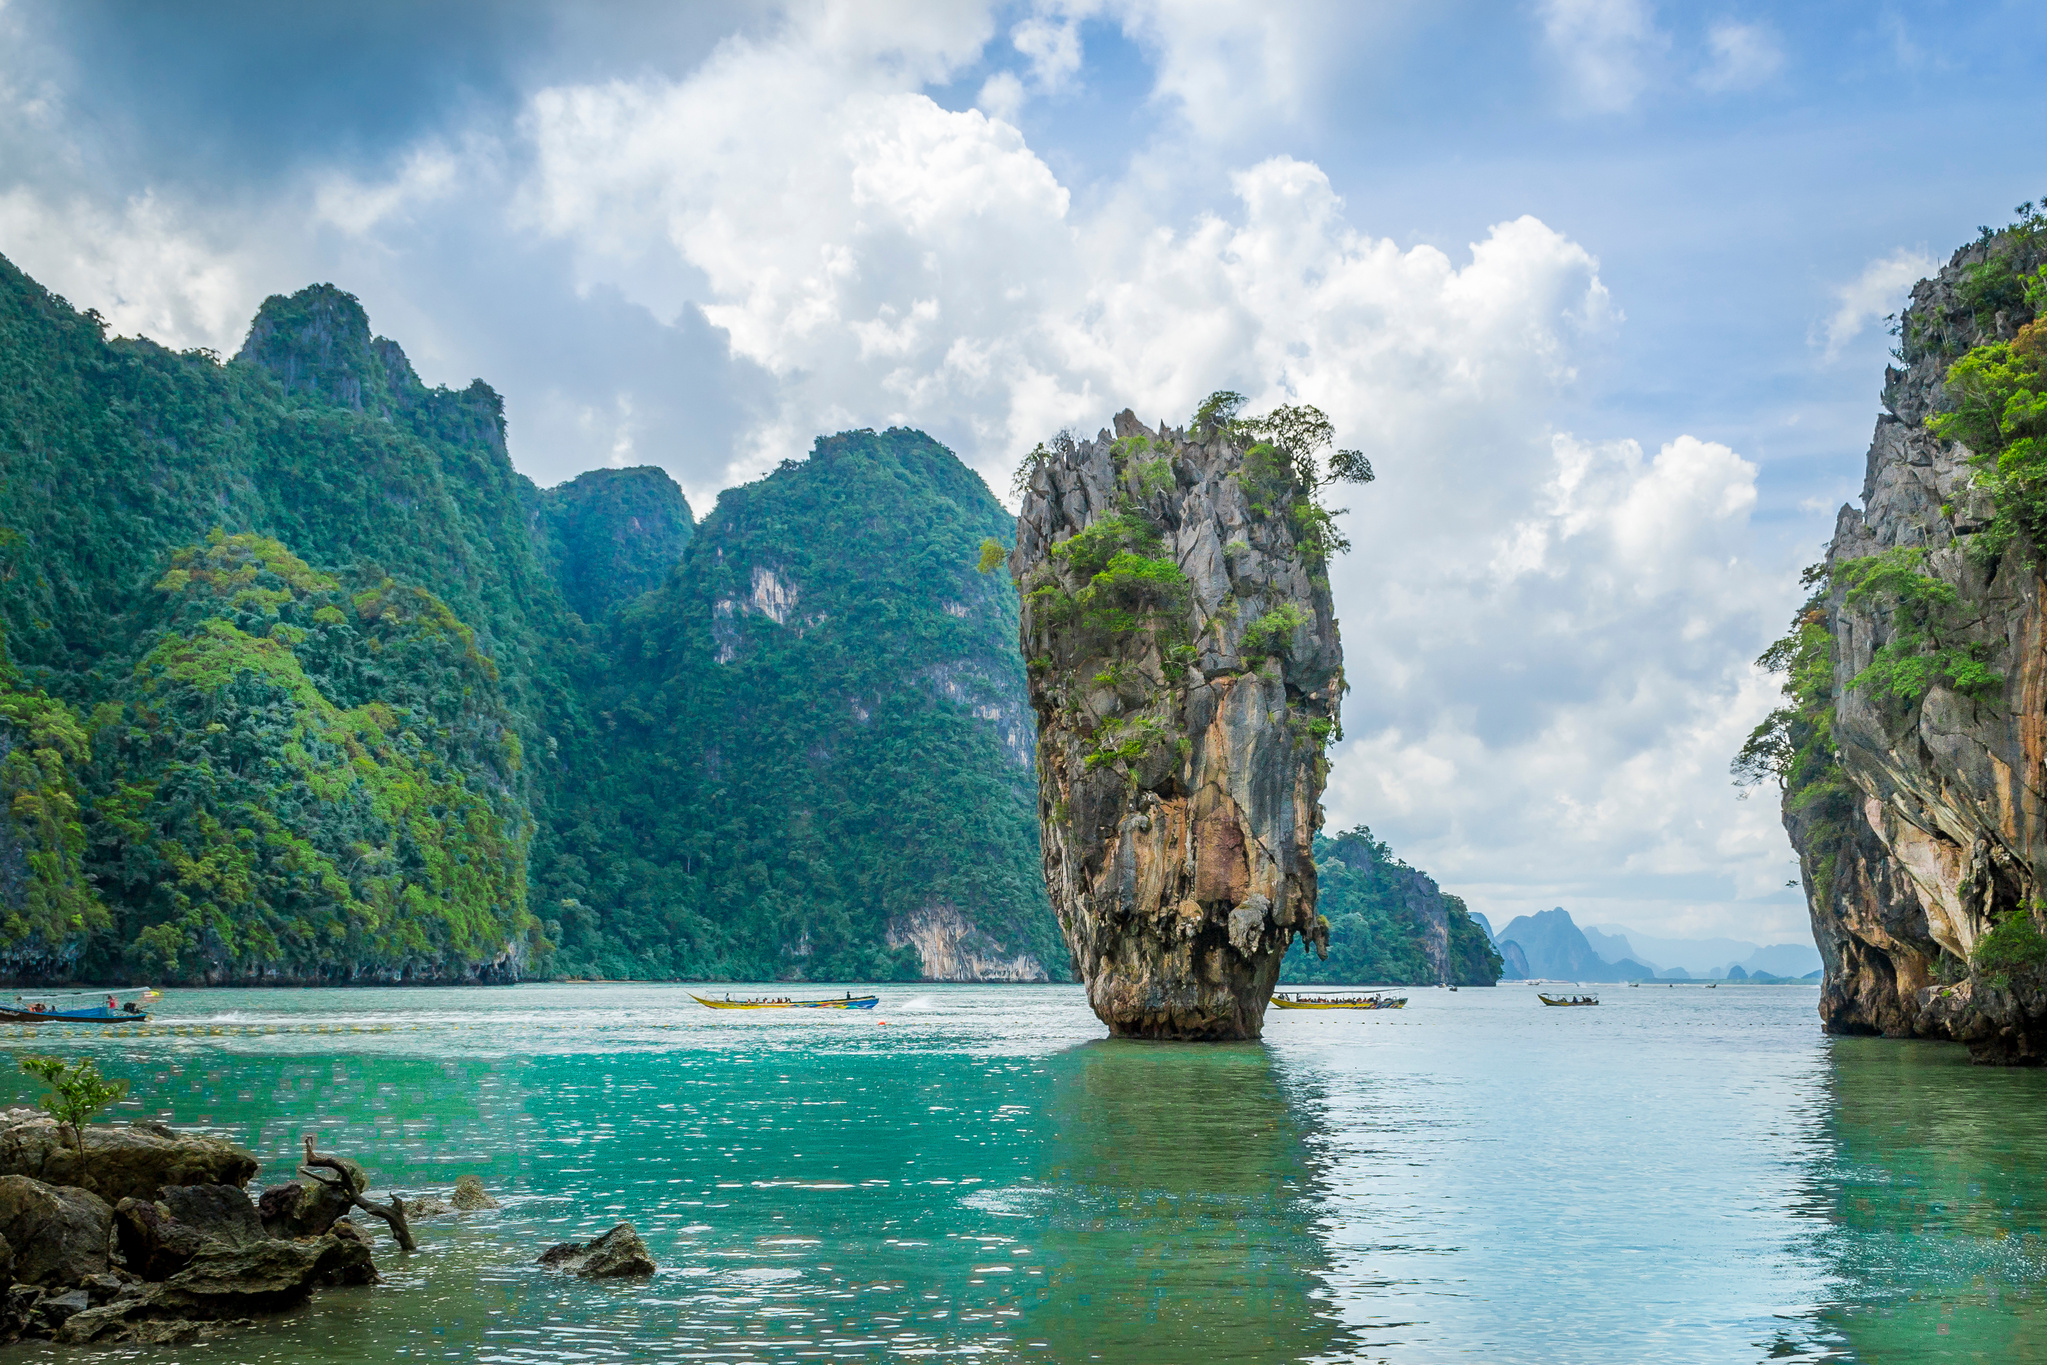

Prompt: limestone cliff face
[1011,410,1342,1039]
[1792,231,2047,1062]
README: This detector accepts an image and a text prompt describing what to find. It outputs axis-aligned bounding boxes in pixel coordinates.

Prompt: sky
[4,0,2045,948]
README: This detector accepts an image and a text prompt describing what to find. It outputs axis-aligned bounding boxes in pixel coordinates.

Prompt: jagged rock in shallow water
[450,1174,500,1210]
[1780,227,2047,1062]
[1011,410,1342,1039]
[538,1222,657,1278]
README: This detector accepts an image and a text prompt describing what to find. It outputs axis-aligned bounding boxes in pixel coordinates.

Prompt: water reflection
[1799,1038,2047,1359]
[1023,1040,1350,1364]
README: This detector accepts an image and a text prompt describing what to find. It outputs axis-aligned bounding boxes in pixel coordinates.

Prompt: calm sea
[2,982,2043,1363]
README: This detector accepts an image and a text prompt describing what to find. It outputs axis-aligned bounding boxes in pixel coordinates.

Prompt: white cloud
[313,142,468,236]
[1537,0,1664,113]
[514,4,1796,940]
[1329,432,1797,941]
[1110,0,1404,139]
[1818,246,1935,360]
[1696,20,1783,92]
[0,187,254,349]
[1012,11,1085,92]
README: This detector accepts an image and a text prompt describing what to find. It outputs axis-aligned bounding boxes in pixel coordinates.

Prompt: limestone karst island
[0,4,2042,1360]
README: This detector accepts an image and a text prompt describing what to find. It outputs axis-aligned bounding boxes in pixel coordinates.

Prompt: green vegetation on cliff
[1280,827,1502,986]
[555,429,1056,982]
[530,467,695,623]
[0,253,1053,982]
[90,533,538,981]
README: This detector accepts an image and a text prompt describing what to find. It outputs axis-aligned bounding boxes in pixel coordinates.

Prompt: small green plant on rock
[1241,603,1312,659]
[1836,548,2002,706]
[19,1053,128,1151]
[1973,908,2047,989]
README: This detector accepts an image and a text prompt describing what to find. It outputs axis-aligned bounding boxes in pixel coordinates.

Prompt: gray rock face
[1011,410,1342,1039]
[0,1175,112,1287]
[0,1116,258,1203]
[538,1222,657,1278]
[56,1232,374,1343]
[116,1183,269,1280]
[1788,228,2047,1062]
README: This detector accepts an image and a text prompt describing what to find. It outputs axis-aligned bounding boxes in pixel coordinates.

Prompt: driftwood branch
[300,1134,415,1251]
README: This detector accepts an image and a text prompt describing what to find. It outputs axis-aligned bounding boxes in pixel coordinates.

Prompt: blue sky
[4,0,2043,946]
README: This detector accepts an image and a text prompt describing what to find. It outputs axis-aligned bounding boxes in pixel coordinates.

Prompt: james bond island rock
[1010,400,1365,1039]
[1742,213,2047,1063]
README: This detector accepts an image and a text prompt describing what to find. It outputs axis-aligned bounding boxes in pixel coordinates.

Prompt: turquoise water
[2,983,2044,1362]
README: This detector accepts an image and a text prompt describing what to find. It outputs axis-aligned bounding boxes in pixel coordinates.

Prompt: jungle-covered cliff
[0,253,1053,984]
[1743,209,2047,1062]
[1280,827,1502,987]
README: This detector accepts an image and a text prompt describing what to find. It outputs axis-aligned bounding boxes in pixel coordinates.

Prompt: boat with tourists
[1537,993,1600,1007]
[689,991,880,1010]
[0,987,158,1024]
[1270,993,1407,1010]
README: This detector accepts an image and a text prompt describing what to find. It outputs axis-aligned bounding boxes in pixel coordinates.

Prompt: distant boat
[690,992,879,1010]
[1537,993,1600,1007]
[1,988,157,1024]
[1271,993,1407,1010]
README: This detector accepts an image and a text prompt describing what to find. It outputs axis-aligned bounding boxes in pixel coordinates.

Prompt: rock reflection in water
[1023,1040,1348,1364]
[1798,1037,2047,1359]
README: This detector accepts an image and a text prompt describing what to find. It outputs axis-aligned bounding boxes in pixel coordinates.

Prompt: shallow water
[2,982,2043,1363]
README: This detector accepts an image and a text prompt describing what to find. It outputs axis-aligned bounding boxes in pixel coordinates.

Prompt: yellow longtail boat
[1537,993,1600,1007]
[1270,993,1406,1010]
[689,992,879,1010]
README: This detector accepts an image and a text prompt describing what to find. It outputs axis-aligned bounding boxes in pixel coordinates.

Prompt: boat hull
[689,993,879,1011]
[1271,996,1406,1010]
[0,1008,148,1024]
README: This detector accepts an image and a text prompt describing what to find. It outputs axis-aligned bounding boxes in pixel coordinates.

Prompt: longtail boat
[1271,993,1406,1010]
[0,987,158,1024]
[1537,993,1600,1007]
[689,992,879,1010]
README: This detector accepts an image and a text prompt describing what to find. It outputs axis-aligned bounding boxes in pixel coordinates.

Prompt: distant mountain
[1582,925,1657,972]
[1737,944,1823,978]
[1495,908,1657,982]
[1594,926,1758,977]
[1588,925,1823,980]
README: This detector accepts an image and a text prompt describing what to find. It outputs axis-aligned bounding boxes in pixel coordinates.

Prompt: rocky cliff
[1758,217,2047,1062]
[1011,408,1346,1038]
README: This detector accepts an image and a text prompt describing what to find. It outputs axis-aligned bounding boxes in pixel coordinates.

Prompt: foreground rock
[0,1121,397,1346]
[0,1176,112,1286]
[0,1114,258,1203]
[1772,225,2047,1062]
[452,1174,500,1210]
[57,1232,374,1344]
[1010,410,1341,1039]
[538,1223,656,1278]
